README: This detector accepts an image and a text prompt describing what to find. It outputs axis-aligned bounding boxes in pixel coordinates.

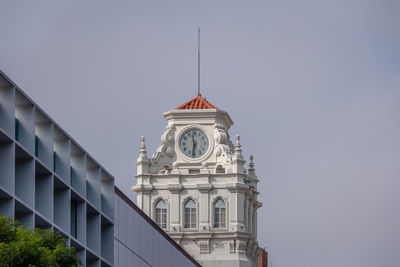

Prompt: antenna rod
[197,27,200,96]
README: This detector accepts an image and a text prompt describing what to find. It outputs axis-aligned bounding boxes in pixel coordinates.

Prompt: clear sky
[1,1,399,266]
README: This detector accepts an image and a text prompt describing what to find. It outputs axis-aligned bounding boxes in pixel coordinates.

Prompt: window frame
[213,198,226,229]
[211,197,228,231]
[154,198,169,230]
[183,198,198,231]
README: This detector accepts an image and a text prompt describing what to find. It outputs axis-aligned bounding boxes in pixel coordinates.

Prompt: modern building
[134,94,263,267]
[114,187,200,267]
[0,70,200,267]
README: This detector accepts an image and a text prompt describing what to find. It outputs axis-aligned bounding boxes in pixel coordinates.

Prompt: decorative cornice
[167,183,183,193]
[131,184,153,193]
[226,182,249,193]
[169,231,252,241]
[163,109,234,129]
[134,174,152,179]
[196,183,213,193]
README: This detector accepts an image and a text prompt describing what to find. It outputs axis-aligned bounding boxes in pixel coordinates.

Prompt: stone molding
[132,183,153,193]
[226,182,249,193]
[196,183,213,193]
[167,183,183,193]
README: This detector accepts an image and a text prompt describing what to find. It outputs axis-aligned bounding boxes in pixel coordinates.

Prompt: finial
[235,134,242,155]
[249,155,255,170]
[249,155,254,167]
[139,136,147,157]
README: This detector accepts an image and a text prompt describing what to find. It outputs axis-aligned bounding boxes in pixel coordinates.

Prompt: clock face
[179,128,209,159]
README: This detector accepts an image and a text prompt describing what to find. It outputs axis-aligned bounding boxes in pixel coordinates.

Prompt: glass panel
[156,200,166,209]
[15,118,19,141]
[156,210,161,226]
[191,211,196,228]
[185,202,197,228]
[185,211,190,228]
[35,135,38,157]
[214,200,226,228]
[215,199,225,208]
[162,212,167,228]
[186,200,196,209]
[156,201,167,228]
[71,200,77,238]
[53,151,56,172]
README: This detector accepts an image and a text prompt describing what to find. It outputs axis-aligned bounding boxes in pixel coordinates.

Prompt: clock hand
[191,135,196,157]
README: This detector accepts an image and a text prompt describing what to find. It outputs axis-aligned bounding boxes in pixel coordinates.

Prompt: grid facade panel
[0,71,199,267]
[0,72,114,266]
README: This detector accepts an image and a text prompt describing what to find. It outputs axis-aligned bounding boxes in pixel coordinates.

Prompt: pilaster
[142,193,151,216]
[168,177,182,232]
[198,183,212,231]
[227,183,247,233]
[169,192,181,232]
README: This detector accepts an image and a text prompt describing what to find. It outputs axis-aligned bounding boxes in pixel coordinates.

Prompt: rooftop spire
[197,27,201,96]
[249,155,255,173]
[139,136,147,158]
[234,135,242,155]
[249,155,254,168]
[136,136,150,175]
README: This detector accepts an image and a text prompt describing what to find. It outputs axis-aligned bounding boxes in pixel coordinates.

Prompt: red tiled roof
[175,94,218,110]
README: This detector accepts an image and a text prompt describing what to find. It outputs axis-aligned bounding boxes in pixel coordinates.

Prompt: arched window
[214,199,226,228]
[155,200,167,229]
[184,200,196,228]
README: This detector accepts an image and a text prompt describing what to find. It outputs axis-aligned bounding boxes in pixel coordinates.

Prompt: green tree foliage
[0,216,81,267]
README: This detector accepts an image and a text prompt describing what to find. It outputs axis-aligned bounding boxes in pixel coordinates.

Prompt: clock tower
[133,94,263,267]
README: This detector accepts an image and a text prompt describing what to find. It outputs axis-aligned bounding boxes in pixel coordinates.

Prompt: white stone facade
[133,106,262,267]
